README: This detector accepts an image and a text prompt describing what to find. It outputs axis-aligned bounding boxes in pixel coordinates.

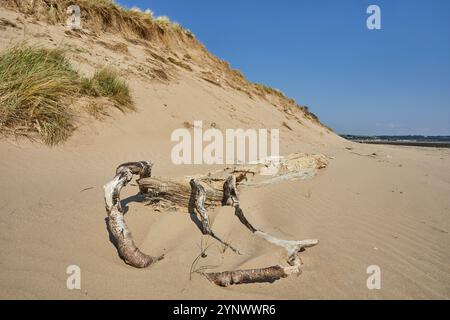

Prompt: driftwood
[138,153,328,211]
[103,161,164,268]
[190,179,241,254]
[201,174,319,286]
[140,176,224,210]
[103,153,326,284]
[203,265,295,287]
[223,175,319,264]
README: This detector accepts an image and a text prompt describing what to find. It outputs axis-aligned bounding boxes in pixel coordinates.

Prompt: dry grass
[0,43,134,145]
[0,44,79,145]
[254,83,284,98]
[96,40,129,54]
[1,0,327,129]
[154,15,171,26]
[81,68,134,112]
[2,0,193,41]
[254,82,323,125]
[299,105,321,123]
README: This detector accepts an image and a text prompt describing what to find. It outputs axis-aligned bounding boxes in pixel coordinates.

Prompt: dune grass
[3,0,192,40]
[2,1,324,129]
[81,68,134,112]
[0,44,79,145]
[0,44,133,145]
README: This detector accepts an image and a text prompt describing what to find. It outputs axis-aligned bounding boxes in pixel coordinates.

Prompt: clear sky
[117,0,450,135]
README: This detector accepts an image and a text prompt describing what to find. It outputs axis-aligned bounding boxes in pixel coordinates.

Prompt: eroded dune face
[0,3,449,299]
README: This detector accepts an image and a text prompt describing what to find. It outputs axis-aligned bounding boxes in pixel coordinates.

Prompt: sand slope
[0,7,449,299]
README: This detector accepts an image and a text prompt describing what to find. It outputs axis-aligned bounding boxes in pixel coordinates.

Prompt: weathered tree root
[201,175,319,286]
[203,265,297,287]
[190,179,241,254]
[138,153,328,211]
[104,161,164,268]
[222,175,319,264]
[139,176,225,210]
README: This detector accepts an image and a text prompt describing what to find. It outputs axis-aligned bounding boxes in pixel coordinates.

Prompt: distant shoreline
[341,135,450,148]
[349,140,450,148]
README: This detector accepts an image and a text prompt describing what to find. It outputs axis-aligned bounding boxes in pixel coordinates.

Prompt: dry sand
[0,7,449,299]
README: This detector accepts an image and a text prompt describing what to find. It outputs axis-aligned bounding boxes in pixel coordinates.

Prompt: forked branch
[190,179,241,254]
[201,174,319,286]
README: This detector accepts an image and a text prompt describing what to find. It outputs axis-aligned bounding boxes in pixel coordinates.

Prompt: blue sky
[117,0,450,135]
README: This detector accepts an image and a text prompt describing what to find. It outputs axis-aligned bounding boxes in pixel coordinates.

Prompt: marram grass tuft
[0,44,134,145]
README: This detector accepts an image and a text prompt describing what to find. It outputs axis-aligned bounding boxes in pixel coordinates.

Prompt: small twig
[190,237,214,280]
[209,231,241,255]
[350,151,378,158]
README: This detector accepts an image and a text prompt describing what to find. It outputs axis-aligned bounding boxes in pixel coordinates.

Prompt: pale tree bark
[203,265,296,287]
[222,175,319,264]
[104,161,164,268]
[190,179,241,254]
[202,174,319,286]
[138,153,328,211]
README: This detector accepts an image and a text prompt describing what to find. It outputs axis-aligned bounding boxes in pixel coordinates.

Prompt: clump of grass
[154,15,171,26]
[253,81,324,126]
[130,6,154,19]
[144,9,154,18]
[81,68,134,112]
[299,105,320,122]
[254,83,285,98]
[0,44,79,145]
[0,44,134,145]
[184,29,195,38]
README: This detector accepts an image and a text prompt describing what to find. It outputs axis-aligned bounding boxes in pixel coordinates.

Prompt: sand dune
[0,5,449,299]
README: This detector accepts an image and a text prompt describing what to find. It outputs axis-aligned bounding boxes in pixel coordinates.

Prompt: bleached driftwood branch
[103,153,326,284]
[138,153,327,212]
[139,176,225,210]
[203,265,299,287]
[223,175,319,264]
[103,161,164,268]
[202,174,319,286]
[190,179,241,254]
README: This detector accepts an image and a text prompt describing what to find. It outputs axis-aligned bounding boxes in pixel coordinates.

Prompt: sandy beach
[0,4,449,299]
